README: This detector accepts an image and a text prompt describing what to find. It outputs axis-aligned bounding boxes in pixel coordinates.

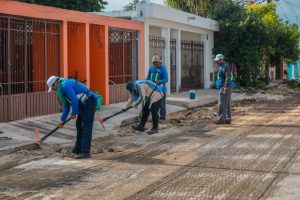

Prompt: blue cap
[126,81,134,92]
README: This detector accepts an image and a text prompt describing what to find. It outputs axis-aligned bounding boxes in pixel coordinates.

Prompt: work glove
[58,121,64,128]
[155,80,160,85]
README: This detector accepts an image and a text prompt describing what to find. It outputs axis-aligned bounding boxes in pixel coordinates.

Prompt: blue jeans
[159,91,166,120]
[75,95,97,153]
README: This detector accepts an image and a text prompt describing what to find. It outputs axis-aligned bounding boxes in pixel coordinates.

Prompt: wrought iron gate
[109,28,139,103]
[170,38,176,93]
[181,40,204,91]
[149,35,165,67]
[0,14,60,122]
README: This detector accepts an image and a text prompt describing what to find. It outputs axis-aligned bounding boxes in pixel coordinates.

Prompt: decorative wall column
[175,30,182,93]
[85,23,90,87]
[61,20,68,77]
[144,22,150,78]
[104,25,109,104]
[204,32,214,89]
[161,27,171,95]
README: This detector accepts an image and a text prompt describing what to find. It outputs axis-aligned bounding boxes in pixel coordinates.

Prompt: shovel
[34,106,133,145]
[34,117,72,145]
[98,106,133,124]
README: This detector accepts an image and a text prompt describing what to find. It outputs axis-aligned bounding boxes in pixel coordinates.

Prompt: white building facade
[100,3,219,94]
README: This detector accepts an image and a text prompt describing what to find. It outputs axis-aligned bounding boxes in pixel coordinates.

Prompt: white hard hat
[47,76,58,92]
[152,54,162,63]
[214,54,224,61]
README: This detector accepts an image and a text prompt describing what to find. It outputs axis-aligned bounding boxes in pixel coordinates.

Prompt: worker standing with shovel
[46,76,97,159]
[122,80,164,135]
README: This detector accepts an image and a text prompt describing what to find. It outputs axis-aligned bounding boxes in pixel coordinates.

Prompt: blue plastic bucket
[189,90,196,99]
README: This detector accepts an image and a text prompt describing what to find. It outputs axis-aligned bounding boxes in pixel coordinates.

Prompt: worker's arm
[145,67,152,80]
[62,84,79,116]
[132,85,145,108]
[123,95,134,110]
[60,102,70,122]
[158,66,168,84]
[224,62,231,87]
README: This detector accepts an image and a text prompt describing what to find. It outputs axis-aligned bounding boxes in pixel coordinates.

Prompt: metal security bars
[181,40,204,91]
[170,38,177,93]
[108,28,139,103]
[149,35,165,67]
[0,14,60,122]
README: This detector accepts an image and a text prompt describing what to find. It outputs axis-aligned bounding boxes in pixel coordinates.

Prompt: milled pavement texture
[2,82,300,199]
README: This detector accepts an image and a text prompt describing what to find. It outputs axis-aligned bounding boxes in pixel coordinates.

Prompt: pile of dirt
[167,84,295,127]
[168,106,217,127]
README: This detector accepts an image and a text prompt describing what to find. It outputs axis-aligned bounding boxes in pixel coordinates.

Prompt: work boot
[72,148,80,155]
[225,120,231,124]
[147,127,158,135]
[159,119,166,124]
[132,124,145,132]
[74,153,91,159]
[214,120,225,125]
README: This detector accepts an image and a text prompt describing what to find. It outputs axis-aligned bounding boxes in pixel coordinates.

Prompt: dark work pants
[159,91,166,120]
[218,87,231,122]
[140,99,161,129]
[75,96,97,153]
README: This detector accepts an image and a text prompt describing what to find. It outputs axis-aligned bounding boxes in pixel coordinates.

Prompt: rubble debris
[108,146,125,153]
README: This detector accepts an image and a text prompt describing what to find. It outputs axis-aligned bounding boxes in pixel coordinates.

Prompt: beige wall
[181,31,202,42]
[149,26,162,36]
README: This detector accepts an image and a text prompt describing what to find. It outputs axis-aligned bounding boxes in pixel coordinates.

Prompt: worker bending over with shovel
[122,80,164,135]
[47,76,98,159]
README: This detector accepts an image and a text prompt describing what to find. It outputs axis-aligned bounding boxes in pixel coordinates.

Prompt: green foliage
[286,80,300,89]
[123,0,149,11]
[165,0,221,17]
[166,0,300,88]
[255,80,266,89]
[16,0,107,12]
[212,1,267,87]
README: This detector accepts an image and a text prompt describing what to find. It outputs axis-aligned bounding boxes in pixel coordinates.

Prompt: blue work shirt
[132,80,164,101]
[217,61,231,88]
[146,65,168,92]
[60,79,97,121]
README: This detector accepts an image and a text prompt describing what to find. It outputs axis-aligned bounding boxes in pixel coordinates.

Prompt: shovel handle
[41,117,72,143]
[102,106,133,122]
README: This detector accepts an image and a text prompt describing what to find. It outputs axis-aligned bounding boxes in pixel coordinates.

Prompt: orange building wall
[90,24,107,104]
[67,22,87,82]
[0,0,145,105]
[32,27,45,92]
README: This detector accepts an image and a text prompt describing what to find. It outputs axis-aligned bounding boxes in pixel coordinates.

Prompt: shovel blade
[34,128,42,145]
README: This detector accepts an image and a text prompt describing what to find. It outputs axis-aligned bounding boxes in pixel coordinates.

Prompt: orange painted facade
[0,0,145,105]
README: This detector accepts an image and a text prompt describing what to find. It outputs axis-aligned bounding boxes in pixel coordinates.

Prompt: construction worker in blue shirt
[146,54,168,123]
[123,80,164,135]
[214,54,232,125]
[47,76,97,159]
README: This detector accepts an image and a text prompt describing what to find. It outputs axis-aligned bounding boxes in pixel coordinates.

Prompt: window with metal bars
[0,14,60,95]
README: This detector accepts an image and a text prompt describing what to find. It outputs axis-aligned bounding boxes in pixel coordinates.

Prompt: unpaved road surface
[1,87,300,200]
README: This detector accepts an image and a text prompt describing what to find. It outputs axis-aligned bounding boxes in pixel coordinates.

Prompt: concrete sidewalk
[168,89,220,107]
[0,83,281,154]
